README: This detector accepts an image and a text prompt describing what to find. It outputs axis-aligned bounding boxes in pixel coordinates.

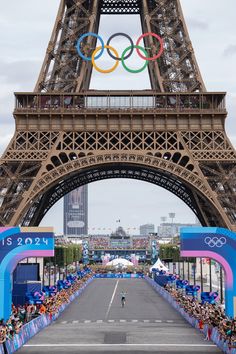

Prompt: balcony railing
[14,91,226,113]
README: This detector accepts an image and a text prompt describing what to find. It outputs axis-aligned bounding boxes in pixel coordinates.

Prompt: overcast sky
[0,0,235,234]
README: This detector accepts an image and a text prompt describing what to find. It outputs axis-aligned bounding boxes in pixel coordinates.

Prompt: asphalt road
[18,279,222,354]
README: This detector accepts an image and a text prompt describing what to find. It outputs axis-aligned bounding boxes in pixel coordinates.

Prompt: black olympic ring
[106,33,134,61]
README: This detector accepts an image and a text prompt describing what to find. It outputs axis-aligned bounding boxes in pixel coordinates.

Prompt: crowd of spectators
[89,237,110,249]
[0,273,91,347]
[89,236,151,251]
[164,284,236,346]
[132,237,150,249]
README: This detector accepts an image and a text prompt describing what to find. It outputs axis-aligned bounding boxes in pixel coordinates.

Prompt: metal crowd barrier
[145,276,236,354]
[0,277,94,353]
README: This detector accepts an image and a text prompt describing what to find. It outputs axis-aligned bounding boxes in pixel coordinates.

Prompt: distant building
[157,221,201,238]
[140,223,155,236]
[64,186,88,238]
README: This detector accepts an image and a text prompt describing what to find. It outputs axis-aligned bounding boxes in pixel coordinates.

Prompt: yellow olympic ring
[91,45,119,74]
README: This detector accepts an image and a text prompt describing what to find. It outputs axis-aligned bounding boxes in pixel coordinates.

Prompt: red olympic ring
[136,32,164,61]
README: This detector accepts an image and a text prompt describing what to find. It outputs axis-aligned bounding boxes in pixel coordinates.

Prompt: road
[19,278,222,353]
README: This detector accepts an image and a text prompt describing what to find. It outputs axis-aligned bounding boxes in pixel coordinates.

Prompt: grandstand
[88,227,153,263]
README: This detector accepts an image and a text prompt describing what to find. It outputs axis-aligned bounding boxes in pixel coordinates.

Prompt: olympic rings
[92,45,119,74]
[136,32,164,61]
[107,33,134,61]
[76,32,164,73]
[76,32,105,61]
[204,236,227,248]
[121,45,148,74]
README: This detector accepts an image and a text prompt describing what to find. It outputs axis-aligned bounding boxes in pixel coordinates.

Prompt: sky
[0,0,235,234]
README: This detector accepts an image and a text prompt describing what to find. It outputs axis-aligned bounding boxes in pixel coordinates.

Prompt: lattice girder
[35,0,205,93]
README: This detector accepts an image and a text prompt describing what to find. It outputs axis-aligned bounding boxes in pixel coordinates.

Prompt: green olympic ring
[121,45,148,74]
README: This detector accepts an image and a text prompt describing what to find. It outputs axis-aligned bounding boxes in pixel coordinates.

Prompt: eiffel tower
[0,0,236,231]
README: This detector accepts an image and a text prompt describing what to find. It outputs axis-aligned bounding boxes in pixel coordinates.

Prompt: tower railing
[14,92,226,114]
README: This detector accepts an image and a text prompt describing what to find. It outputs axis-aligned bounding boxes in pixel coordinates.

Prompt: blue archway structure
[180,227,236,318]
[0,227,54,320]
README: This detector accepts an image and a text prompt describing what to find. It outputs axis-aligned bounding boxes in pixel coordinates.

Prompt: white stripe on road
[24,344,217,348]
[84,320,91,323]
[105,279,119,319]
[166,320,174,323]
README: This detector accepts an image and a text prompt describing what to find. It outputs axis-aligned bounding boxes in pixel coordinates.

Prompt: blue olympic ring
[204,236,227,248]
[76,32,105,61]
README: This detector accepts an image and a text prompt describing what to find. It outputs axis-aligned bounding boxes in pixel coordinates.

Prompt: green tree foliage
[159,244,180,262]
[159,244,195,263]
[44,244,82,266]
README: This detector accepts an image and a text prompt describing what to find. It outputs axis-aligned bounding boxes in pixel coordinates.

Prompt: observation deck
[14,91,227,132]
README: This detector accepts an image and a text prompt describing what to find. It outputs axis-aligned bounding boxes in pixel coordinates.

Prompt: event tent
[149,258,169,272]
[106,258,134,268]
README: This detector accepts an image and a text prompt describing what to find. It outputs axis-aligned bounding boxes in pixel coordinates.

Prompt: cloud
[224,45,236,57]
[0,128,14,155]
[0,60,41,86]
[186,18,208,30]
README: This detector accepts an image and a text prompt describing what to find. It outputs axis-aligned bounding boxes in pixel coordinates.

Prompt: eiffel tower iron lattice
[0,0,236,230]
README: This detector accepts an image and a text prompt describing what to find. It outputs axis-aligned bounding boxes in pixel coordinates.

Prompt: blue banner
[180,227,236,318]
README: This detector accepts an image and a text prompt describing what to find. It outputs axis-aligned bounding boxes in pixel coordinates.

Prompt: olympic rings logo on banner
[76,32,164,74]
[204,236,227,248]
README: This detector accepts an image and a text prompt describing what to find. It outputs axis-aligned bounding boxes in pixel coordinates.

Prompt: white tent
[106,258,134,268]
[150,258,169,273]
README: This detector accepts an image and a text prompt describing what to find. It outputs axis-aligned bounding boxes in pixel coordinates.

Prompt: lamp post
[42,258,45,287]
[65,246,68,278]
[209,259,212,292]
[220,266,224,304]
[200,258,203,292]
[193,260,196,285]
[187,259,190,282]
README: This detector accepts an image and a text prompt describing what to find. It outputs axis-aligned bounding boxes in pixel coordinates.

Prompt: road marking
[61,321,67,324]
[84,320,91,323]
[120,319,126,322]
[96,320,103,323]
[166,320,174,323]
[72,321,79,324]
[143,320,150,323]
[108,320,115,323]
[24,344,217,348]
[155,320,162,323]
[131,319,138,322]
[105,279,119,319]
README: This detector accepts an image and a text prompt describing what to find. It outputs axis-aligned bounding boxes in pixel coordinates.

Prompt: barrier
[4,276,94,353]
[4,315,50,353]
[145,276,236,354]
[94,273,144,279]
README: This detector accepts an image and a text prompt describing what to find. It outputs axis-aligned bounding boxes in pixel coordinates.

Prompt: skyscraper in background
[64,185,88,237]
